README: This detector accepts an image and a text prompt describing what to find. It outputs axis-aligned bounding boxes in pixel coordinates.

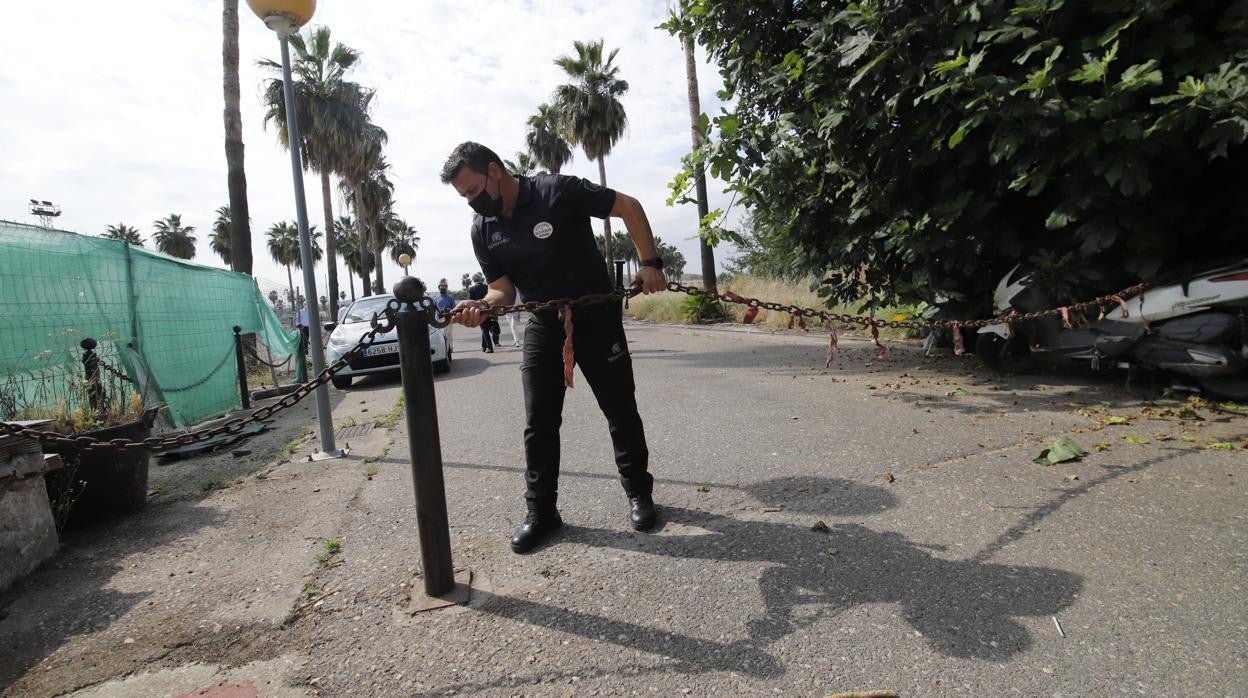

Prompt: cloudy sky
[0,0,738,303]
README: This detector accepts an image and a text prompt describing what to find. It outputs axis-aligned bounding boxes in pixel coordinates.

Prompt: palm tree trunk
[597,157,614,273]
[285,264,295,321]
[351,186,369,294]
[373,247,386,293]
[683,24,717,295]
[222,0,253,275]
[320,171,339,320]
[347,272,355,301]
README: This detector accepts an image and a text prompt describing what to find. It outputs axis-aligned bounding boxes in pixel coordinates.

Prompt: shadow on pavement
[0,502,224,691]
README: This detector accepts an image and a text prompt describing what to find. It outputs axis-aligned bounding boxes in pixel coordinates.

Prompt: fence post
[80,337,104,415]
[295,328,307,384]
[392,276,455,597]
[615,259,625,291]
[233,326,250,409]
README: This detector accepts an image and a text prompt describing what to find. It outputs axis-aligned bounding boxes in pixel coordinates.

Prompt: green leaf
[717,114,740,141]
[932,48,968,76]
[947,127,968,149]
[838,33,873,67]
[1033,436,1087,465]
[1202,442,1234,451]
[1124,435,1150,445]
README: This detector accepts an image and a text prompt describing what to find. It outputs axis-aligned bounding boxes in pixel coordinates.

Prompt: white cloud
[0,0,740,302]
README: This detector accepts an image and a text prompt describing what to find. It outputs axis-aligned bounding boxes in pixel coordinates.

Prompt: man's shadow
[565,476,1081,662]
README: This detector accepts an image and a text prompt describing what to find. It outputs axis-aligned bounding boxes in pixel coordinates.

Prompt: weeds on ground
[316,538,342,568]
[374,394,405,429]
[363,464,379,479]
[276,426,313,463]
[336,416,357,429]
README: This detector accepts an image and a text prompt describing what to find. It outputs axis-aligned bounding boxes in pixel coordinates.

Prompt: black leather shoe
[629,494,657,531]
[510,509,563,553]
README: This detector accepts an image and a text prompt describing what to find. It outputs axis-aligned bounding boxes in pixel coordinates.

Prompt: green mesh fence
[0,220,300,428]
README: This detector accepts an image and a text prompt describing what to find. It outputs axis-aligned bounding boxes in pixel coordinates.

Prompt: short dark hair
[439,142,504,184]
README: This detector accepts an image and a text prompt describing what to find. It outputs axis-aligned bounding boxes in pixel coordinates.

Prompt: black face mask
[468,170,504,218]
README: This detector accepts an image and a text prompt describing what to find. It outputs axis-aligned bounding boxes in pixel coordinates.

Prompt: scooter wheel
[975,332,1038,375]
[1197,375,1248,402]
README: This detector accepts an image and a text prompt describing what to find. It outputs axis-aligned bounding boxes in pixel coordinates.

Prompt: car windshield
[343,297,392,324]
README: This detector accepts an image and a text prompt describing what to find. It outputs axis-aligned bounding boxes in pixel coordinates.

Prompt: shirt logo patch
[488,230,508,250]
[608,342,627,363]
[533,221,554,240]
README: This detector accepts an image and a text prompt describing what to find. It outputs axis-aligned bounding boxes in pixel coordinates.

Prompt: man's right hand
[453,299,489,327]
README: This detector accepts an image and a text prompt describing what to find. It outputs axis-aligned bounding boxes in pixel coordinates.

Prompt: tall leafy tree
[153,214,196,260]
[334,215,369,299]
[525,102,573,174]
[388,219,420,273]
[210,206,233,266]
[102,223,143,246]
[221,0,252,275]
[554,39,630,269]
[261,25,373,322]
[680,11,718,296]
[669,1,1248,311]
[341,153,394,293]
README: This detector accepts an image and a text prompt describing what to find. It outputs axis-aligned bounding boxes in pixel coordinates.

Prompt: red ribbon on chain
[1059,307,1072,329]
[1110,295,1129,318]
[951,322,965,356]
[560,305,575,388]
[867,319,887,360]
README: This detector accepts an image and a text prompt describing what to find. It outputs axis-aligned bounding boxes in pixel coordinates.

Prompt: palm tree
[266,221,300,302]
[681,17,718,295]
[525,102,573,174]
[260,25,373,322]
[210,206,233,266]
[334,215,368,299]
[553,39,630,270]
[461,273,471,293]
[388,219,419,274]
[341,153,393,294]
[336,113,389,294]
[153,214,197,259]
[504,152,538,177]
[266,221,322,304]
[222,0,253,275]
[102,223,143,246]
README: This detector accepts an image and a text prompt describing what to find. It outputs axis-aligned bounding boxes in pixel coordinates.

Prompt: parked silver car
[324,294,452,389]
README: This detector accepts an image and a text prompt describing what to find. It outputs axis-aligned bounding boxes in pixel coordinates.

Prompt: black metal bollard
[233,326,250,409]
[615,259,625,290]
[80,337,104,413]
[392,276,455,597]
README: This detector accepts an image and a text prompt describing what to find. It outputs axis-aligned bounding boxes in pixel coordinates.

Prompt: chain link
[0,302,400,454]
[244,344,293,369]
[95,358,134,384]
[160,347,237,393]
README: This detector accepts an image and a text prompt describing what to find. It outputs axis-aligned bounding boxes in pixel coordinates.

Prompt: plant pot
[44,407,159,528]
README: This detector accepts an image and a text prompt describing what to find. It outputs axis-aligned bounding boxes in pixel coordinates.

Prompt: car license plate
[364,344,399,357]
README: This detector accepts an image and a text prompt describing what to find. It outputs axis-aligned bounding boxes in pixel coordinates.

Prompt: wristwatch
[639,257,664,269]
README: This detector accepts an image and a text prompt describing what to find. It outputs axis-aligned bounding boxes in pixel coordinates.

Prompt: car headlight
[327,331,355,349]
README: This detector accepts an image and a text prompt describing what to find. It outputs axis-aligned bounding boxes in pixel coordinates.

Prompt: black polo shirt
[470,174,615,303]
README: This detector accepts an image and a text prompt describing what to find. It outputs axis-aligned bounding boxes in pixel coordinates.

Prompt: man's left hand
[634,266,667,295]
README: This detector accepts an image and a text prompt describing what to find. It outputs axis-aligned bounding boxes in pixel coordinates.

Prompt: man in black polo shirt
[440,141,667,553]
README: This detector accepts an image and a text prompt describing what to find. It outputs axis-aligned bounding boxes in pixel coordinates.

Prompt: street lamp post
[247,0,341,460]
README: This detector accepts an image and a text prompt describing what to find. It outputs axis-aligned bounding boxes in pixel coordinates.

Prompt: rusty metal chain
[0,301,401,454]
[442,289,636,320]
[95,358,134,384]
[665,281,1152,332]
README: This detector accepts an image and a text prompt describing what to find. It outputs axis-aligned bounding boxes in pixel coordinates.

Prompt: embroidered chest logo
[487,230,508,250]
[608,342,627,363]
[533,221,554,240]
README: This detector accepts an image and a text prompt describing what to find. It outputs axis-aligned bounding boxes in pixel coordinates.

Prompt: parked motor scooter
[976,261,1248,400]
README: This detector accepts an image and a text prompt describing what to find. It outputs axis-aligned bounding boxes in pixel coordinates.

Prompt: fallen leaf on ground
[1093,442,1111,452]
[1180,436,1197,443]
[1154,433,1172,441]
[1124,435,1150,445]
[761,506,784,513]
[945,387,973,397]
[884,472,896,483]
[1202,442,1235,451]
[826,547,840,556]
[1033,436,1088,465]
[1101,416,1132,426]
[695,485,710,493]
[811,521,830,533]
[1063,474,1080,482]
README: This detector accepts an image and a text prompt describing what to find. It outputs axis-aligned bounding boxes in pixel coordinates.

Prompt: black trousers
[479,317,499,351]
[521,303,652,503]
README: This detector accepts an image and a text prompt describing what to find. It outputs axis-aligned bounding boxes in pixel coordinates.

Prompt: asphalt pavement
[2,320,1245,696]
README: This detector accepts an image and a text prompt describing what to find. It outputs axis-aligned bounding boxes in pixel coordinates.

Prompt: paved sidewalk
[2,322,1245,696]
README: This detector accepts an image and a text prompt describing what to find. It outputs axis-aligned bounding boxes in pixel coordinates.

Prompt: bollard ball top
[80,337,97,351]
[393,276,426,303]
